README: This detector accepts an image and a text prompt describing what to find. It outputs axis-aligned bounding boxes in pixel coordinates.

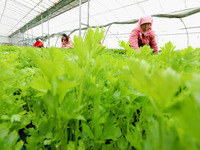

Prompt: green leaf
[82,123,95,139]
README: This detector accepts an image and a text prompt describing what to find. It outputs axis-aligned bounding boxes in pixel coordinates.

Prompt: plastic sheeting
[1,0,200,49]
[0,0,60,36]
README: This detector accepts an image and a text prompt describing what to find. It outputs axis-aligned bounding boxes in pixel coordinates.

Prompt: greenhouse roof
[0,0,88,36]
[0,0,58,36]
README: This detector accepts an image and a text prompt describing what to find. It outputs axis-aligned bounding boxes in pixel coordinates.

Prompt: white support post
[41,15,43,39]
[47,13,50,47]
[31,27,33,45]
[87,0,90,29]
[27,26,28,46]
[79,0,82,36]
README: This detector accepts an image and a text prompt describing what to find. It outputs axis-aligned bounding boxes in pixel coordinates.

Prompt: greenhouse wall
[10,33,25,46]
[0,36,10,45]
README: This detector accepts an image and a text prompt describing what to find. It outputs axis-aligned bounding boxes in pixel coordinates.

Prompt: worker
[33,38,44,48]
[60,34,74,49]
[129,15,158,53]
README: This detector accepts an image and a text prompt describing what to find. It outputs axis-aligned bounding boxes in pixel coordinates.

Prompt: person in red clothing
[129,15,158,53]
[33,38,44,48]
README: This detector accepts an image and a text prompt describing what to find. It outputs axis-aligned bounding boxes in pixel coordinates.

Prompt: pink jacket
[60,37,74,49]
[129,16,158,53]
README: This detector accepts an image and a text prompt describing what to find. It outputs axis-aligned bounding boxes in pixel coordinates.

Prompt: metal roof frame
[9,0,88,37]
[26,7,200,48]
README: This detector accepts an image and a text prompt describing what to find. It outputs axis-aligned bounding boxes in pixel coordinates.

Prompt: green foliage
[0,29,200,150]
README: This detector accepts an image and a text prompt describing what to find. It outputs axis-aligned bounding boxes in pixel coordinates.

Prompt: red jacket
[129,16,158,53]
[33,40,44,47]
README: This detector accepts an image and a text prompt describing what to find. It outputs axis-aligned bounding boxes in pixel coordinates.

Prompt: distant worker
[33,38,44,48]
[60,34,74,49]
[129,15,158,53]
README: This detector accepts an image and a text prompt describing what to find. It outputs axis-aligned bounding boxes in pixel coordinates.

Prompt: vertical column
[87,0,90,29]
[41,15,43,39]
[47,13,50,47]
[27,26,29,46]
[79,0,82,36]
[31,27,33,46]
[23,32,25,46]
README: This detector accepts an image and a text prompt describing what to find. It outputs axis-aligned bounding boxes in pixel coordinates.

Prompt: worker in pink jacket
[60,34,74,49]
[129,16,158,53]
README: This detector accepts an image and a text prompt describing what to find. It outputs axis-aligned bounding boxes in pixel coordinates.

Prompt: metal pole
[9,34,12,45]
[48,13,50,47]
[87,0,90,29]
[102,25,112,44]
[55,35,59,47]
[179,18,189,47]
[79,0,82,36]
[31,28,33,46]
[23,32,25,46]
[26,26,28,46]
[41,15,43,39]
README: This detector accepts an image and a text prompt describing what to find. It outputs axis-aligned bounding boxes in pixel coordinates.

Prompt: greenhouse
[1,0,200,49]
[0,0,200,150]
